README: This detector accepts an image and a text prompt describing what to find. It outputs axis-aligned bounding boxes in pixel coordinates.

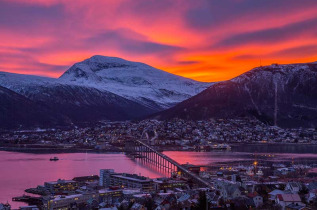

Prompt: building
[99,169,116,187]
[276,194,305,210]
[44,179,79,193]
[269,189,285,201]
[44,193,98,210]
[153,178,187,191]
[99,189,122,205]
[285,203,307,210]
[110,173,153,192]
[247,193,263,208]
[215,180,242,201]
[99,169,153,192]
[285,182,303,194]
[180,163,201,175]
[73,175,99,183]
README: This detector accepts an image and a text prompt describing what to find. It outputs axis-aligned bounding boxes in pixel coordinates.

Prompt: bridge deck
[134,139,212,188]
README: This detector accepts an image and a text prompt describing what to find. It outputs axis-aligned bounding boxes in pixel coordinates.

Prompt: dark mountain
[0,54,210,129]
[155,62,317,128]
[0,72,155,129]
[0,86,67,129]
[20,84,154,122]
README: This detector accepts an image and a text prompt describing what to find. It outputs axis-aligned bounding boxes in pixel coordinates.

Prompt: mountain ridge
[59,55,212,109]
[154,61,317,128]
[0,55,210,129]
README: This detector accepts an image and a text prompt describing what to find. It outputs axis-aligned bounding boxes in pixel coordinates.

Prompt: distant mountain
[59,55,211,110]
[0,72,154,126]
[0,85,67,129]
[155,62,317,128]
[0,55,210,129]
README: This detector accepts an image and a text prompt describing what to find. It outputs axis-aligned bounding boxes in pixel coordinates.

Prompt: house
[307,182,317,191]
[215,180,242,201]
[247,193,263,208]
[269,189,286,201]
[206,192,221,206]
[285,203,307,210]
[219,185,241,201]
[285,182,302,193]
[306,189,317,204]
[276,194,305,210]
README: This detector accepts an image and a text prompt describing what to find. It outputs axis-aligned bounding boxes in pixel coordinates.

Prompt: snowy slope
[156,62,317,128]
[59,55,211,109]
[0,55,211,128]
[0,71,156,124]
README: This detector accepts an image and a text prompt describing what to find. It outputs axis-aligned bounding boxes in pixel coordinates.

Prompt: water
[0,152,166,208]
[1,144,317,208]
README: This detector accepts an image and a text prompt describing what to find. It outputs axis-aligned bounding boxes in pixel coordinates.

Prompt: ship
[49,157,59,161]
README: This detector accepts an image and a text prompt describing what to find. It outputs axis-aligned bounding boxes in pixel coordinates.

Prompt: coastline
[1,142,317,154]
[0,146,122,154]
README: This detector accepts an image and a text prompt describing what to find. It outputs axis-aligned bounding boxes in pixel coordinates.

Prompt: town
[2,159,317,210]
[1,117,317,209]
[0,118,316,153]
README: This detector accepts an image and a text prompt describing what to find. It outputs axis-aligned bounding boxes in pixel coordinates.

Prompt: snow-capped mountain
[156,62,317,128]
[0,71,155,128]
[59,55,211,110]
[0,55,210,128]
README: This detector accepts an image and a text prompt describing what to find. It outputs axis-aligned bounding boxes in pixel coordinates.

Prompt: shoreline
[0,147,122,154]
[1,142,317,154]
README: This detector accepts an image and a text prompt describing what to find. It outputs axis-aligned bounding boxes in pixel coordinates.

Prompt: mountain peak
[59,55,211,110]
[85,55,136,66]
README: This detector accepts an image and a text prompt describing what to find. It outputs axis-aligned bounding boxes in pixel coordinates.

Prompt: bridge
[125,139,212,188]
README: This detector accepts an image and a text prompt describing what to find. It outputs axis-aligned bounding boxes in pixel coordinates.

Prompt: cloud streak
[0,0,317,81]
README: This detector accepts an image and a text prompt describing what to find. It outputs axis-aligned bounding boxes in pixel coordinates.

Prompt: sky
[1,0,317,82]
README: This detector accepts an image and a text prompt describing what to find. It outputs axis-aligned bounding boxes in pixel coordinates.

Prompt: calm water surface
[1,145,317,208]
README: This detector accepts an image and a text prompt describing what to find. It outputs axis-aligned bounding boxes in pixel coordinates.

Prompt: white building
[275,194,305,210]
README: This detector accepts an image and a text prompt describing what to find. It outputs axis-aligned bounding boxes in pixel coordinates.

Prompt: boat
[50,157,59,161]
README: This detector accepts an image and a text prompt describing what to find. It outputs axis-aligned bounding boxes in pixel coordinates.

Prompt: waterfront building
[98,189,122,205]
[99,169,153,192]
[99,169,116,187]
[44,179,79,193]
[44,193,98,210]
[72,175,99,183]
[110,173,153,192]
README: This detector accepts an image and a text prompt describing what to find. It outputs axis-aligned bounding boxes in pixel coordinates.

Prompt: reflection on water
[1,145,317,208]
[0,152,166,208]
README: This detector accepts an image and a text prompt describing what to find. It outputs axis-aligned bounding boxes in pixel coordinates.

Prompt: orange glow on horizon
[0,0,317,82]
